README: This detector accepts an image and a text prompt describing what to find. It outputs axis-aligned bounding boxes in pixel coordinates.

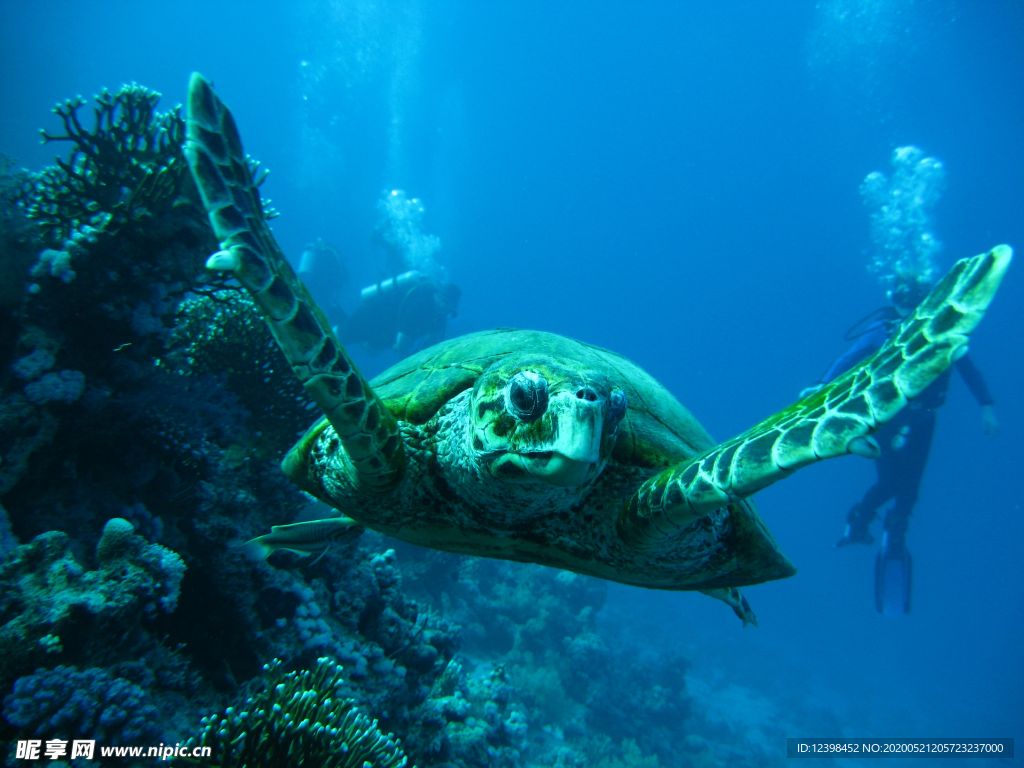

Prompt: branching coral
[28,84,187,244]
[16,83,235,335]
[177,657,411,768]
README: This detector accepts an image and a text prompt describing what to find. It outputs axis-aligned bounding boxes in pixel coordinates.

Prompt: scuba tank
[360,270,423,302]
[299,239,349,286]
[298,244,318,276]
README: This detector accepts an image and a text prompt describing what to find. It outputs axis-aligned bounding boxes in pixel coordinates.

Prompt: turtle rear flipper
[184,73,404,495]
[701,587,759,627]
[619,245,1012,549]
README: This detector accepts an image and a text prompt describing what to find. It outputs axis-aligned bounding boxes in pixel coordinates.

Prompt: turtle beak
[518,390,605,487]
[521,453,596,487]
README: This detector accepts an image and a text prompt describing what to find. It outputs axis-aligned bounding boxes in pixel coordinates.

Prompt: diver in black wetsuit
[332,190,461,358]
[334,270,461,358]
[804,282,998,614]
[297,239,349,327]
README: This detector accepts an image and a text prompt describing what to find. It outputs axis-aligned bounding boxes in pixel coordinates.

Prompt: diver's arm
[954,354,998,436]
[801,322,890,398]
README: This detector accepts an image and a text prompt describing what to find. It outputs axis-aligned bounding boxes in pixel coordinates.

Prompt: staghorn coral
[176,657,411,768]
[27,83,186,245]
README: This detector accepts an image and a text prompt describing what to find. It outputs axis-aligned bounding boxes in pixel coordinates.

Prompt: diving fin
[875,533,912,616]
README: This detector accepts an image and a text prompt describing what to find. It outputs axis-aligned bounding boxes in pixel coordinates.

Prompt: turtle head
[469,356,627,487]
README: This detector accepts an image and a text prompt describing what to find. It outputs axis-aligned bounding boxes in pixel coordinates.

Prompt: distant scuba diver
[334,270,462,358]
[802,280,998,615]
[329,190,459,358]
[296,238,349,326]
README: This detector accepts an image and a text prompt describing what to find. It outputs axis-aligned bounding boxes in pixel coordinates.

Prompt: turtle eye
[507,371,548,422]
[608,388,627,424]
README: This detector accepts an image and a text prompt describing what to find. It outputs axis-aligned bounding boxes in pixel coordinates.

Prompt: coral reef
[409,658,527,768]
[165,290,316,456]
[391,549,695,766]
[26,84,186,246]
[0,522,186,694]
[3,665,163,748]
[0,503,16,559]
[177,657,410,767]
[0,86,247,559]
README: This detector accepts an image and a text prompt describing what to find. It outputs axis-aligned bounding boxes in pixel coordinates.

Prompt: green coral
[177,657,411,768]
[27,83,187,244]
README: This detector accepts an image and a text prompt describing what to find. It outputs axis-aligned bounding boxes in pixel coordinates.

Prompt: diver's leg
[838,501,878,546]
[882,409,937,542]
[875,410,935,614]
[837,419,906,546]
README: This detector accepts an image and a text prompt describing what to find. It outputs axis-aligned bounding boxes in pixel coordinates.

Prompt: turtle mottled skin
[184,73,1011,625]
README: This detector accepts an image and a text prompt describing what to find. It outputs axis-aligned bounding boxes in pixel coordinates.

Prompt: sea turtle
[184,73,1011,625]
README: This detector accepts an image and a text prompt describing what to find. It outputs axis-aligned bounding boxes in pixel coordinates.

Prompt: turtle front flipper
[184,73,404,494]
[619,245,1012,549]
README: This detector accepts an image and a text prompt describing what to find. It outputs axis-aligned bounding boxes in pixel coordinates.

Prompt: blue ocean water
[1,1,1020,764]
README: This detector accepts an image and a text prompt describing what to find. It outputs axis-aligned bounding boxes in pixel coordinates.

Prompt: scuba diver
[334,270,461,358]
[332,189,461,358]
[802,279,998,615]
[802,145,1001,615]
[297,238,349,326]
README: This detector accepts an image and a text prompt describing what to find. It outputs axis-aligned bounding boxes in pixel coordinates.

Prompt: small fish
[238,516,364,562]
